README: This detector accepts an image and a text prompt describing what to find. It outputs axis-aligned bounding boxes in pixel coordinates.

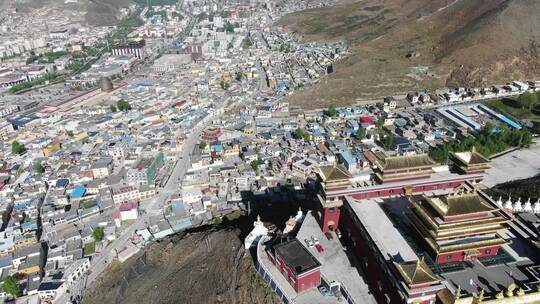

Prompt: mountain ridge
[279,0,540,109]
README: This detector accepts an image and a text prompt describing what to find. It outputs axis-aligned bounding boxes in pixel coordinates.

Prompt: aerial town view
[0,0,540,303]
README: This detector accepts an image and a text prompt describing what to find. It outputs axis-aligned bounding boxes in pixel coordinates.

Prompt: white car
[311,236,320,245]
[305,238,315,248]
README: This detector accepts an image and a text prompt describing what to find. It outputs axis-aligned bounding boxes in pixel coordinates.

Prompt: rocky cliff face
[83,228,281,304]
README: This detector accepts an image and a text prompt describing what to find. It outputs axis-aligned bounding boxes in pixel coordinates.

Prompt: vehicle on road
[305,238,315,248]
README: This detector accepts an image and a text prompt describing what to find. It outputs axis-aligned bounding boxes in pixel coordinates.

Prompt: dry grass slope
[82,229,281,304]
[12,0,131,25]
[279,0,540,110]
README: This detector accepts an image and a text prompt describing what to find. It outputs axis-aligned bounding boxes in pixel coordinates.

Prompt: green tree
[294,128,304,139]
[92,227,104,242]
[2,276,21,297]
[199,141,207,149]
[326,105,337,117]
[242,37,253,49]
[235,71,244,81]
[517,92,538,110]
[67,130,74,137]
[220,80,230,90]
[356,127,367,140]
[110,104,118,113]
[250,159,260,171]
[382,133,395,150]
[224,21,235,33]
[11,141,26,155]
[33,162,45,174]
[116,99,131,111]
[521,130,533,147]
[303,132,311,142]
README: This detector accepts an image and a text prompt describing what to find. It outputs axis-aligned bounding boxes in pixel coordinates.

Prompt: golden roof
[436,237,508,253]
[427,191,496,217]
[318,164,352,182]
[452,148,490,166]
[376,152,436,171]
[395,258,439,286]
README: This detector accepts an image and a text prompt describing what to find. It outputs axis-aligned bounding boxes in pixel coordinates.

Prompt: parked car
[315,244,325,253]
[305,238,315,248]
[311,236,320,245]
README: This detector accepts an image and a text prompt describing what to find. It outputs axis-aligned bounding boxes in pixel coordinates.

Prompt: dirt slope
[82,228,281,304]
[12,0,131,25]
[279,0,540,109]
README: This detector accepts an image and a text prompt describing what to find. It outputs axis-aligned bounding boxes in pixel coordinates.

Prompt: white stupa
[503,196,513,211]
[294,208,305,223]
[523,198,533,213]
[496,196,503,208]
[533,199,540,214]
[513,198,523,213]
[244,215,269,249]
[283,216,297,234]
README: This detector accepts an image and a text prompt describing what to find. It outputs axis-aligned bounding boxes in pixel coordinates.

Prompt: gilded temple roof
[376,152,436,171]
[452,148,490,165]
[427,190,496,217]
[318,164,352,182]
[395,258,439,286]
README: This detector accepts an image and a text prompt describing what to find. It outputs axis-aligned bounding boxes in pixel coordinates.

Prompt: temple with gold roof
[394,258,446,304]
[373,152,436,183]
[408,187,509,264]
[450,147,491,174]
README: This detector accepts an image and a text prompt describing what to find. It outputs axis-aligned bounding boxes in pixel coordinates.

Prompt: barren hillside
[82,228,281,304]
[12,0,132,25]
[279,0,540,109]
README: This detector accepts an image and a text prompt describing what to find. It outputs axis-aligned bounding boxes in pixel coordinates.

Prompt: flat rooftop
[347,197,418,263]
[273,239,320,275]
[295,212,377,304]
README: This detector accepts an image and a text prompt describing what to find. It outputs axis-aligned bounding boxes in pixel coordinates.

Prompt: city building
[111,39,146,59]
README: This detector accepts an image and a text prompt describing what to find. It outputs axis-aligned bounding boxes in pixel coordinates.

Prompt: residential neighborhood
[1,0,540,303]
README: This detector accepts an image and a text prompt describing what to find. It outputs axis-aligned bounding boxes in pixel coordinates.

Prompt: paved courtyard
[484,141,540,187]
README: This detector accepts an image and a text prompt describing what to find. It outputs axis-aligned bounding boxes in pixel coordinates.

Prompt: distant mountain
[11,0,132,26]
[279,0,540,109]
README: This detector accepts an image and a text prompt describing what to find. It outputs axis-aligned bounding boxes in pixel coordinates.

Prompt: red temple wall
[296,270,321,293]
[322,207,341,233]
[436,246,501,264]
[340,208,404,304]
[274,253,321,293]
[346,179,469,201]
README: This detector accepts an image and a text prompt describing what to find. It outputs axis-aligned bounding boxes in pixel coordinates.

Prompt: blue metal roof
[71,186,86,198]
[55,178,69,188]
